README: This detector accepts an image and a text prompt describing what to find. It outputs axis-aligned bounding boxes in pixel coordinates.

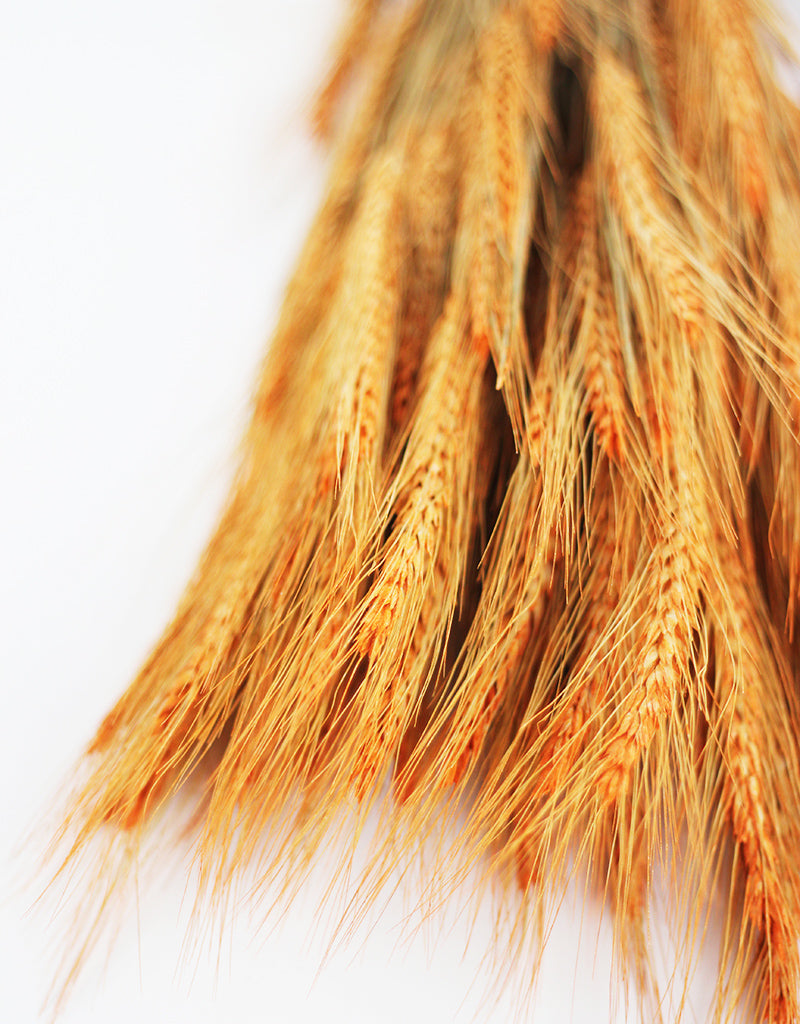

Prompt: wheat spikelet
[350,293,488,795]
[358,300,475,664]
[390,120,459,432]
[251,1,426,429]
[755,194,800,627]
[572,170,629,463]
[250,0,428,406]
[710,539,800,1023]
[585,273,628,463]
[435,297,585,791]
[596,477,702,803]
[707,0,768,218]
[329,146,405,525]
[521,190,578,469]
[444,503,559,789]
[669,0,768,219]
[590,793,658,1018]
[525,366,552,468]
[69,434,309,842]
[464,3,549,440]
[592,46,706,352]
[537,472,632,795]
[768,194,800,424]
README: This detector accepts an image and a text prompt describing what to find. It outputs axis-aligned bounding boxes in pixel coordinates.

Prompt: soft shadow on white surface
[2,2,800,1022]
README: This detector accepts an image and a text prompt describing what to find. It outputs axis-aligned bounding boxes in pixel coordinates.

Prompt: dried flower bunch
[50,0,800,1020]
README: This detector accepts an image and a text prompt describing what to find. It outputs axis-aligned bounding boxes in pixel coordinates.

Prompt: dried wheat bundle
[47,0,800,1020]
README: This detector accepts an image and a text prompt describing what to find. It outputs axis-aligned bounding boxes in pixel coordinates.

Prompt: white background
[2,2,800,1022]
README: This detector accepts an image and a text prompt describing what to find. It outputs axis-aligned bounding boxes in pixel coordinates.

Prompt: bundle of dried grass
[47,0,800,1020]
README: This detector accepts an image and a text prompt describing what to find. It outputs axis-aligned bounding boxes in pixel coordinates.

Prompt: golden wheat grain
[331,148,405,486]
[592,47,706,351]
[76,435,309,836]
[525,368,552,469]
[178,143,410,887]
[587,275,628,462]
[573,172,629,462]
[464,4,547,436]
[596,489,701,802]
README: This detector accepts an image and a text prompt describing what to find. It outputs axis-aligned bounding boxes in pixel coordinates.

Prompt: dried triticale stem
[712,545,800,1024]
